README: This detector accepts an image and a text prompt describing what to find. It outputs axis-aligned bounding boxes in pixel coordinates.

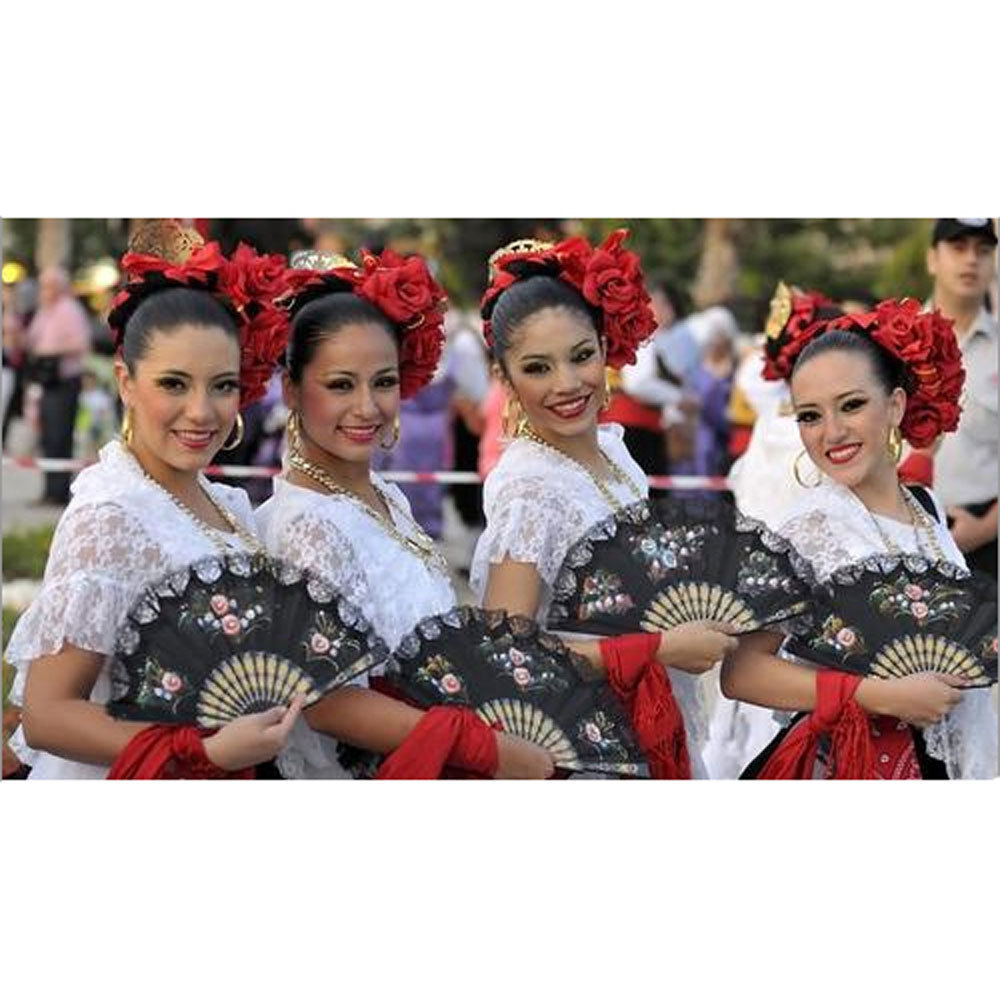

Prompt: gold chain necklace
[518,426,644,513]
[285,423,448,574]
[124,445,262,556]
[865,484,947,563]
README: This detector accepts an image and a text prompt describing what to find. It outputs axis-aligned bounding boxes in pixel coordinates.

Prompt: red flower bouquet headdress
[283,247,448,399]
[761,281,843,382]
[107,220,292,407]
[479,228,657,369]
[762,281,965,448]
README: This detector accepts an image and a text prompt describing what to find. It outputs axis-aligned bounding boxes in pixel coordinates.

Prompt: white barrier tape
[2,453,732,491]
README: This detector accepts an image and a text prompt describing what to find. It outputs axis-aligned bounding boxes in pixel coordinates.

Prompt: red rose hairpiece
[284,247,448,399]
[762,281,965,448]
[107,221,293,407]
[761,281,842,381]
[480,228,657,369]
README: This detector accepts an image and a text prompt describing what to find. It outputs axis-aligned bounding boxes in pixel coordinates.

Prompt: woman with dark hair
[470,232,740,778]
[254,249,553,779]
[5,221,303,779]
[722,291,997,779]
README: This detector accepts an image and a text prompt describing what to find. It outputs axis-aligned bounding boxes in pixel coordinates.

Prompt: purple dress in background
[372,375,455,538]
[689,366,733,476]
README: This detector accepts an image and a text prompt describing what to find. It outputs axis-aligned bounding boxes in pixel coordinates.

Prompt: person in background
[607,277,699,480]
[2,281,27,439]
[688,310,737,476]
[914,219,998,577]
[373,356,456,540]
[446,310,491,538]
[74,369,116,460]
[26,267,92,504]
[477,375,508,481]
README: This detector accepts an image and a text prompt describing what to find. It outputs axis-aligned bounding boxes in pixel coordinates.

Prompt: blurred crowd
[3,218,997,579]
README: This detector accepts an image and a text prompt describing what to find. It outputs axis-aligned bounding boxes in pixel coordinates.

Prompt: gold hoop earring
[286,410,304,461]
[793,449,822,489]
[887,426,903,464]
[222,412,245,452]
[380,414,401,450]
[601,368,614,413]
[502,393,528,439]
[121,408,133,447]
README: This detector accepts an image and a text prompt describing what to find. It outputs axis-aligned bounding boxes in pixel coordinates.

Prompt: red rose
[901,399,944,448]
[239,306,291,406]
[398,318,445,398]
[580,232,640,310]
[605,301,657,368]
[225,244,290,308]
[480,269,520,340]
[358,254,440,326]
[554,236,593,289]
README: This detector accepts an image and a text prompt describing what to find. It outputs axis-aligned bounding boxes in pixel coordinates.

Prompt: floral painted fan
[376,606,649,777]
[784,555,998,687]
[548,496,815,639]
[107,553,391,725]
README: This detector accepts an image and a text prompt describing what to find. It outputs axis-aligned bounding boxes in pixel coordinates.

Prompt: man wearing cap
[924,218,998,576]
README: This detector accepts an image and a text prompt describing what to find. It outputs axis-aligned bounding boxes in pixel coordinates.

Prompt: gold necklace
[124,445,262,556]
[865,484,947,563]
[518,426,643,513]
[286,443,449,575]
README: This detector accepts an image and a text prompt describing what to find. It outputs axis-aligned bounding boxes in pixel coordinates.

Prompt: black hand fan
[547,496,816,639]
[107,552,391,725]
[784,554,998,688]
[377,605,650,777]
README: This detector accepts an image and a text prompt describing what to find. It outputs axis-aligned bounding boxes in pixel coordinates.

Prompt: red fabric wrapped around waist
[601,632,691,780]
[757,670,877,780]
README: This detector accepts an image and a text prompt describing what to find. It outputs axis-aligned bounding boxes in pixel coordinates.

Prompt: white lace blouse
[5,441,258,780]
[777,478,998,779]
[470,423,712,774]
[255,474,457,779]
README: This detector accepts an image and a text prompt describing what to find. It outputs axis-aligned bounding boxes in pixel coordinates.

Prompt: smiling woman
[470,231,742,778]
[254,249,556,780]
[3,222,303,779]
[721,294,997,780]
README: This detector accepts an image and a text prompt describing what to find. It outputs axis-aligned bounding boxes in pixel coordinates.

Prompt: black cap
[931,218,998,246]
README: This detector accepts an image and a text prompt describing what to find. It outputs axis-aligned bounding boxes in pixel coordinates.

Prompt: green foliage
[2,525,55,581]
[4,217,941,326]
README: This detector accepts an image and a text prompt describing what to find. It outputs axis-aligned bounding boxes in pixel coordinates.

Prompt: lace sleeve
[776,508,855,582]
[475,475,589,588]
[922,687,998,779]
[4,502,173,684]
[269,509,373,625]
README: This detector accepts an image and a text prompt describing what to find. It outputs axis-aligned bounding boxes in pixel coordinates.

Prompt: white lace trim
[471,424,648,616]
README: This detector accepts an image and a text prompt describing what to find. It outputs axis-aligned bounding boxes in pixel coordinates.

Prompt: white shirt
[933,307,998,507]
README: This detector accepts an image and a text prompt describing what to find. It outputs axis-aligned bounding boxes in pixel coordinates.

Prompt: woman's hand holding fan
[654,620,741,674]
[201,694,306,770]
[494,732,557,779]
